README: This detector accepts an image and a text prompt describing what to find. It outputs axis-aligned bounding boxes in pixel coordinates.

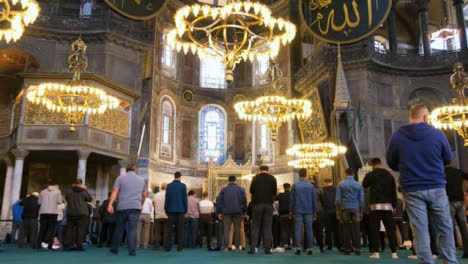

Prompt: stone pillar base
[0,222,12,240]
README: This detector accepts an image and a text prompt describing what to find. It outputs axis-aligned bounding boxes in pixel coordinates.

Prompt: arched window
[160,96,176,160]
[199,105,227,164]
[253,56,269,85]
[200,52,226,89]
[161,32,177,79]
[254,122,273,164]
[430,28,460,51]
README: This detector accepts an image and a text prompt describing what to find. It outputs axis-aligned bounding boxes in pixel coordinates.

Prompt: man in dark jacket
[217,175,247,251]
[277,183,292,249]
[320,179,340,251]
[362,158,398,259]
[249,165,277,254]
[386,104,456,264]
[164,171,188,252]
[18,192,40,248]
[99,193,117,247]
[63,179,92,251]
[445,165,468,258]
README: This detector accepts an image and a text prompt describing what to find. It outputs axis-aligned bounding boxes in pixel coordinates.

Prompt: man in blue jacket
[11,199,24,243]
[386,104,456,264]
[217,175,247,252]
[164,171,188,252]
[290,169,317,255]
[336,168,364,255]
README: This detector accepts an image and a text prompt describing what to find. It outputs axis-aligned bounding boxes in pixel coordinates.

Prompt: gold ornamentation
[298,87,328,142]
[26,38,120,132]
[167,1,296,83]
[89,109,129,137]
[24,101,81,125]
[0,0,40,43]
[430,62,468,146]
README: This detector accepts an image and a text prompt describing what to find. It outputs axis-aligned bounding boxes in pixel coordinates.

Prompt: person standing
[249,165,277,254]
[289,169,317,255]
[152,183,168,250]
[335,168,364,255]
[37,184,63,250]
[108,164,147,256]
[18,193,39,248]
[99,192,116,247]
[184,190,200,248]
[445,165,468,258]
[198,192,215,249]
[319,179,340,251]
[11,199,24,243]
[91,200,101,236]
[362,158,398,259]
[386,104,457,264]
[63,179,92,251]
[137,196,154,249]
[164,172,188,252]
[217,175,247,252]
[277,183,292,249]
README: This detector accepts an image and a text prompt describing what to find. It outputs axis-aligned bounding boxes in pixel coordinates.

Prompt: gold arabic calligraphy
[310,0,375,35]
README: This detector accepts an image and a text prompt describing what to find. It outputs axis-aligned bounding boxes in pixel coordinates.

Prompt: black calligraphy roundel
[300,0,392,44]
[105,0,165,20]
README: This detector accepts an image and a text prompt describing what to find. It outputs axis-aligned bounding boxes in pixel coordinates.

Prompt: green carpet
[0,246,465,264]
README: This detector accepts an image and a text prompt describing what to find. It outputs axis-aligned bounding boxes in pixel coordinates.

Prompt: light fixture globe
[234,60,312,141]
[0,0,40,43]
[286,142,347,159]
[167,1,296,83]
[26,38,120,132]
[287,158,335,170]
[429,63,468,146]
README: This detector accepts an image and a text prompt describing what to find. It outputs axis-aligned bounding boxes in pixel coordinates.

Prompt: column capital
[416,0,430,12]
[118,159,128,168]
[77,149,92,160]
[11,148,29,160]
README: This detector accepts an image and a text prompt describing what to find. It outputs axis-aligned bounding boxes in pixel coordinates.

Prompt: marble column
[118,159,128,176]
[77,150,91,184]
[95,164,104,202]
[418,0,431,55]
[10,149,29,209]
[0,157,14,220]
[387,1,398,53]
[453,0,467,50]
[103,167,110,199]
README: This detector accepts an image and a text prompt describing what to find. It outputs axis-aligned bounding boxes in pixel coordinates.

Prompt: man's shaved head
[409,104,429,123]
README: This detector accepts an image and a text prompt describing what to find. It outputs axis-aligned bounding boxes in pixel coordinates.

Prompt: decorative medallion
[183,90,193,102]
[300,0,392,44]
[105,0,165,20]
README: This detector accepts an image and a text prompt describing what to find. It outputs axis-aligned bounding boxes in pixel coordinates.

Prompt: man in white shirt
[137,197,154,249]
[152,183,168,249]
[198,192,215,249]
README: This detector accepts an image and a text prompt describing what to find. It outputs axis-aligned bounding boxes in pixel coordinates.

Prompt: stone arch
[406,87,449,110]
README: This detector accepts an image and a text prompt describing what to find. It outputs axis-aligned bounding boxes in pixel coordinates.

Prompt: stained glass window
[162,115,170,144]
[257,122,272,164]
[199,105,226,164]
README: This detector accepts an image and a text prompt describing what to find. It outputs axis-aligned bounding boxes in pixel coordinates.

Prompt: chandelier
[27,38,120,132]
[234,60,312,141]
[286,142,347,171]
[0,0,40,43]
[166,1,296,83]
[430,62,468,146]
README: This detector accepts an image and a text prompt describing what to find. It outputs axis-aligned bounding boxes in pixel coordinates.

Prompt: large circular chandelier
[0,0,40,43]
[430,62,468,146]
[166,1,296,83]
[234,60,312,141]
[286,142,347,171]
[27,38,120,132]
